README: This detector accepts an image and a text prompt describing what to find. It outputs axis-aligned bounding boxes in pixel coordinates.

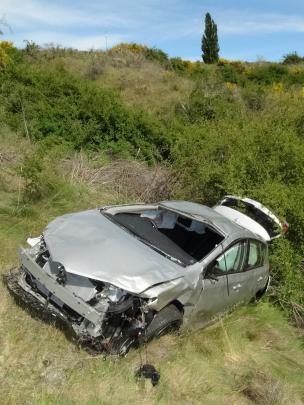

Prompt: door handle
[257,276,264,282]
[232,283,242,290]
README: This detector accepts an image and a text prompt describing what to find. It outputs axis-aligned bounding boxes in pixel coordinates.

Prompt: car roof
[159,200,245,236]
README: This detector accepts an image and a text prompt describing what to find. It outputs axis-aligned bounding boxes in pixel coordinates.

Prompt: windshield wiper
[138,237,185,266]
[103,212,185,266]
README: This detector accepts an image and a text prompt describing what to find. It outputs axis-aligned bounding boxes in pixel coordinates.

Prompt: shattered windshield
[103,208,224,266]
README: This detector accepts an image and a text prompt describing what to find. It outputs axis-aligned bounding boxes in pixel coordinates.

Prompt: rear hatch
[213,195,288,241]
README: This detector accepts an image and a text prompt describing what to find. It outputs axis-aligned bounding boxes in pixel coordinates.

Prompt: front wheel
[144,304,183,342]
[108,304,183,356]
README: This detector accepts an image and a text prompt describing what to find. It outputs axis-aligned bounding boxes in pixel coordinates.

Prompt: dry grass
[96,62,193,115]
[63,152,171,203]
[240,371,291,404]
[42,50,194,115]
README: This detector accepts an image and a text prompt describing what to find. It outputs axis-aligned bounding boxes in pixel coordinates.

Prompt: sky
[1,0,304,61]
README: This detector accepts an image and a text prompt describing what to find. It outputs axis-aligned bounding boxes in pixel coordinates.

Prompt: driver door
[191,241,247,326]
[191,261,230,327]
[192,276,230,326]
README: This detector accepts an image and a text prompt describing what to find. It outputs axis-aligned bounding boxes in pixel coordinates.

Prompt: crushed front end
[5,237,152,355]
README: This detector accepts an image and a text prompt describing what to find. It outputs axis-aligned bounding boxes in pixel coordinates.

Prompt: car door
[190,260,230,327]
[214,240,256,306]
[245,239,269,296]
[191,276,230,327]
[191,241,248,326]
[191,240,259,326]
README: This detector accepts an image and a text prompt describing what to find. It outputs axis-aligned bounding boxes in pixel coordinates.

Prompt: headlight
[98,284,127,303]
[27,236,43,257]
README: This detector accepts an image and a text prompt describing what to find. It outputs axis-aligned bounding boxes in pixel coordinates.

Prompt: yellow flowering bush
[289,65,304,75]
[218,57,230,66]
[272,82,284,93]
[225,82,238,91]
[218,58,246,73]
[109,43,146,55]
[0,40,13,67]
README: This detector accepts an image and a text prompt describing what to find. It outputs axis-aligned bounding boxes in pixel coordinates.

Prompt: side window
[246,240,267,270]
[215,242,246,274]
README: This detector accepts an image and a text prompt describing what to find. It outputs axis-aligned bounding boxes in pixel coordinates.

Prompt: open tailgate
[213,195,288,241]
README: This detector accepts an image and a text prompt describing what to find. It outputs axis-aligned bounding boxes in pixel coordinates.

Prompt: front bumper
[5,268,76,336]
[6,248,150,355]
[8,248,108,339]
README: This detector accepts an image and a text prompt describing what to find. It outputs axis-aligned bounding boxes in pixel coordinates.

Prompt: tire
[250,277,270,304]
[110,335,138,357]
[144,304,183,342]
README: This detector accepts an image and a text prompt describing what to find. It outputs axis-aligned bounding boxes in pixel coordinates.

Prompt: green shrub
[241,87,266,111]
[170,57,190,74]
[0,63,169,162]
[282,52,303,65]
[143,47,169,65]
[246,63,288,85]
[270,238,304,325]
[20,146,68,202]
[218,64,246,85]
[171,105,304,322]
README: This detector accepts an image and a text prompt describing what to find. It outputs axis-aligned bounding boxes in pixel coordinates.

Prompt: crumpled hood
[43,209,184,294]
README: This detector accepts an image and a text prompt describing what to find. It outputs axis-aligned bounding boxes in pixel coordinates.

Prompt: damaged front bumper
[6,248,149,354]
[20,248,108,337]
[5,267,77,338]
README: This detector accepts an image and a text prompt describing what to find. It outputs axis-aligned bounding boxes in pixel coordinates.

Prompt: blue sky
[1,0,304,61]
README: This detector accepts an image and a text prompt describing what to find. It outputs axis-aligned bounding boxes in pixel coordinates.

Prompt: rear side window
[246,240,267,270]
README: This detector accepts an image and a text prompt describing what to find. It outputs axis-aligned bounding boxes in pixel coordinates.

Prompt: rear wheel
[144,304,183,342]
[251,277,270,304]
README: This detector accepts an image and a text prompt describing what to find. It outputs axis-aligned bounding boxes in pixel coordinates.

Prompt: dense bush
[171,97,304,322]
[0,61,170,162]
[282,52,303,65]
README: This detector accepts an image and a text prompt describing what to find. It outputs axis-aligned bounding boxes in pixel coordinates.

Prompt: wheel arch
[255,275,271,301]
[169,299,184,314]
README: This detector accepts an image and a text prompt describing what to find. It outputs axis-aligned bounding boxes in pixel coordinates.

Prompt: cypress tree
[202,13,219,64]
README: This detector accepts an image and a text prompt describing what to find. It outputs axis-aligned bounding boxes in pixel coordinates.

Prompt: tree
[282,52,303,65]
[202,13,219,64]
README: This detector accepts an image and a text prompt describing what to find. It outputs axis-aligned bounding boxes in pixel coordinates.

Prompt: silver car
[6,196,286,354]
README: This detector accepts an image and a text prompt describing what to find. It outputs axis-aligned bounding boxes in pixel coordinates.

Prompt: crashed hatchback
[6,197,286,354]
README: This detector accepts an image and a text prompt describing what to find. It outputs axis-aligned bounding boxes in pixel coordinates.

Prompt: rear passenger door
[217,241,256,306]
[245,239,269,295]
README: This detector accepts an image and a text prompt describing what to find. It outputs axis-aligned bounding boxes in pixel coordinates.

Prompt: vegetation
[282,52,304,65]
[1,42,304,403]
[0,40,13,68]
[202,12,220,64]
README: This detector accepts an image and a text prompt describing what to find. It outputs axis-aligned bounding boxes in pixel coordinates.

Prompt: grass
[1,131,304,404]
[31,48,194,116]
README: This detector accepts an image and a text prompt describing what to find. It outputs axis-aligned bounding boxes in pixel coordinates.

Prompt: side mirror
[204,263,219,282]
[208,272,219,282]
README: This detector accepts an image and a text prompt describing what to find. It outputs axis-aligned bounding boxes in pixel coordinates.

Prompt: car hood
[43,209,184,294]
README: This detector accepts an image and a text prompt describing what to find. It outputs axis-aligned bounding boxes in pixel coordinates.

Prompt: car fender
[141,277,192,312]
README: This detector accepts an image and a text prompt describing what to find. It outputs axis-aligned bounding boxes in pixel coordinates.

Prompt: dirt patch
[42,367,66,385]
[0,148,23,168]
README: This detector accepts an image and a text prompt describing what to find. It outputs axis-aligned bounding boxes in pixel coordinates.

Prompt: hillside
[0,43,304,404]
